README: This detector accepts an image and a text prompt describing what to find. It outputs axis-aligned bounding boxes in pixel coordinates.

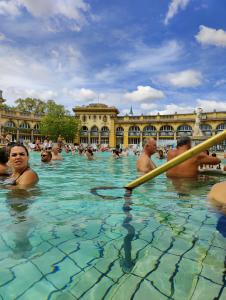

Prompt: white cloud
[123,86,165,102]
[195,25,226,47]
[0,0,21,16]
[164,0,190,25]
[0,0,90,31]
[153,103,194,115]
[124,40,182,72]
[96,40,183,84]
[64,88,97,101]
[162,70,202,87]
[140,103,158,110]
[196,99,226,111]
[0,0,90,18]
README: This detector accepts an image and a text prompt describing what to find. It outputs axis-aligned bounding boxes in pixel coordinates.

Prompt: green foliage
[0,103,16,111]
[15,98,46,114]
[40,100,79,141]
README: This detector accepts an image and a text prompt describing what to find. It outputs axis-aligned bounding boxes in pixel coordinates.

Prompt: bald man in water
[136,138,157,173]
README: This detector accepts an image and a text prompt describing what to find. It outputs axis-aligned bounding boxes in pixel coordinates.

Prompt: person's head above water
[177,136,191,149]
[7,143,39,187]
[8,143,29,172]
[41,150,52,163]
[0,148,8,165]
[144,138,157,156]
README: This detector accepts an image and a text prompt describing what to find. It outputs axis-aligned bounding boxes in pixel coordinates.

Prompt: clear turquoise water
[0,152,225,300]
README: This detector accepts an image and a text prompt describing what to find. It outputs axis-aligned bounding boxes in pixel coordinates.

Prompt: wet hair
[87,149,93,155]
[177,136,191,148]
[0,148,9,164]
[8,142,29,156]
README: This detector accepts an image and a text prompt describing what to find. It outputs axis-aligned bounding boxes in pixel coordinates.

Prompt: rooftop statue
[193,107,203,137]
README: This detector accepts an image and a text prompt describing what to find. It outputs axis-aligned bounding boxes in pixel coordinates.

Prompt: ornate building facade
[73,103,226,149]
[1,88,226,149]
[0,91,41,142]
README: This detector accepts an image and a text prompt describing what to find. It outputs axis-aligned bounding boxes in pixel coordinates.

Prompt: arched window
[33,123,40,134]
[19,122,30,129]
[128,126,140,136]
[143,125,157,136]
[177,124,192,136]
[34,124,40,130]
[216,123,226,132]
[116,127,124,136]
[90,126,99,136]
[200,124,212,136]
[4,121,16,128]
[101,126,109,136]
[159,125,174,136]
[80,126,88,136]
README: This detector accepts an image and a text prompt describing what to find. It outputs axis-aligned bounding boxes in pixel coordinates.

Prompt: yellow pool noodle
[125,130,226,190]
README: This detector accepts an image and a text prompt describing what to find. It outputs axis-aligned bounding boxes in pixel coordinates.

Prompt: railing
[116,132,124,136]
[80,131,88,136]
[177,131,192,136]
[143,132,157,136]
[90,132,98,137]
[128,132,141,136]
[100,132,109,137]
[159,131,174,136]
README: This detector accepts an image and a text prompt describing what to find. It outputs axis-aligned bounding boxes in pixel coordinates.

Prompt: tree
[40,100,79,141]
[15,98,46,114]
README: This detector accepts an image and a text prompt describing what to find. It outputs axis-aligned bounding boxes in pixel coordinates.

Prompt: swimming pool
[0,152,225,299]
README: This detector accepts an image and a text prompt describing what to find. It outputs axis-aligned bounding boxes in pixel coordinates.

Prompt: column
[31,129,34,142]
[156,131,159,144]
[124,128,129,148]
[16,128,19,141]
[140,131,143,148]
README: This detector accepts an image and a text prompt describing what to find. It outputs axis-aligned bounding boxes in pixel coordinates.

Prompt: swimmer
[4,143,38,188]
[167,136,221,178]
[85,148,94,160]
[51,146,63,160]
[136,138,157,173]
[0,147,10,175]
[112,149,121,159]
[41,150,52,163]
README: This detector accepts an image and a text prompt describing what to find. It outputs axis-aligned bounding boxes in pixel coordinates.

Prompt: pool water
[0,152,225,299]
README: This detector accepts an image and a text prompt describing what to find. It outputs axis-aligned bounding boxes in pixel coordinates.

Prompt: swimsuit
[0,168,29,186]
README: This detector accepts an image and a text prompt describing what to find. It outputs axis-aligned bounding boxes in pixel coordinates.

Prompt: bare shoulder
[18,169,39,187]
[208,181,226,200]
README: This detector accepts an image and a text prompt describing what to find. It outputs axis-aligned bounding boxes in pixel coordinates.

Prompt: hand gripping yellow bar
[125,130,226,190]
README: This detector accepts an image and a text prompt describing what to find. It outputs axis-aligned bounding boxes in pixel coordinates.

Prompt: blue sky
[0,0,226,115]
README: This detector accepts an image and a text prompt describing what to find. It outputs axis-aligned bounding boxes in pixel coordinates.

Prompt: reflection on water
[120,189,136,273]
[167,175,218,198]
[6,188,41,259]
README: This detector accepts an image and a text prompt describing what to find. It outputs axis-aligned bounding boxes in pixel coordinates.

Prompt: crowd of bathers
[0,135,226,207]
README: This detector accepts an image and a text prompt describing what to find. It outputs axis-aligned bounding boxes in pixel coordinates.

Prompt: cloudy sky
[0,0,226,115]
